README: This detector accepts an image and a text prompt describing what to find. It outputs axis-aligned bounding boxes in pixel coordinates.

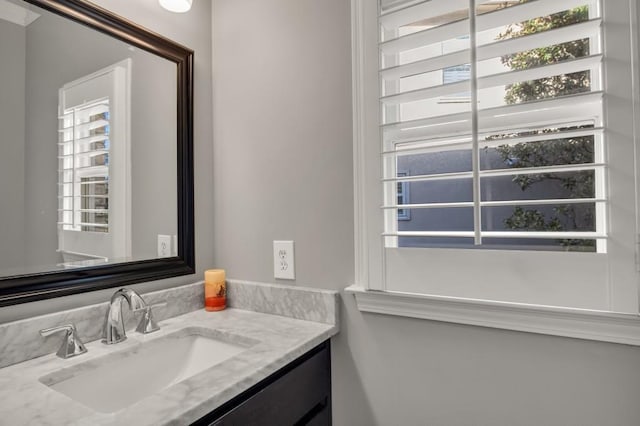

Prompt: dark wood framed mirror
[0,0,195,306]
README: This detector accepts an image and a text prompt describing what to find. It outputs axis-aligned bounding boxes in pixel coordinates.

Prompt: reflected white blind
[379,0,606,252]
[58,99,111,233]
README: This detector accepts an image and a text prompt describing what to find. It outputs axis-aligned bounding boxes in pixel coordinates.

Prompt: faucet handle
[40,324,88,359]
[135,302,166,334]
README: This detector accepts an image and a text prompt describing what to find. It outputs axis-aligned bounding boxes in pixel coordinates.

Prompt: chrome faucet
[102,288,164,344]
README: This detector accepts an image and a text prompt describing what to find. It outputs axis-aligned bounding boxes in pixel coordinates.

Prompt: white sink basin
[39,327,257,413]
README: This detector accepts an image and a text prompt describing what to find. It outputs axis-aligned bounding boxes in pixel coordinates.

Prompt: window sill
[345,285,640,346]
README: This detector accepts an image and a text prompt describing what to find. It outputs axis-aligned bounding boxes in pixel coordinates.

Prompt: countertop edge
[173,323,338,425]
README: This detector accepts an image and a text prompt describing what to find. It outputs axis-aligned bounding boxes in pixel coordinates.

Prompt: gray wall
[0,0,213,322]
[23,8,177,267]
[212,1,640,425]
[211,0,354,287]
[0,20,26,271]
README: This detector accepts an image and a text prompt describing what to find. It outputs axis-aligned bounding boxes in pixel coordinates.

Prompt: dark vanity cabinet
[193,341,332,426]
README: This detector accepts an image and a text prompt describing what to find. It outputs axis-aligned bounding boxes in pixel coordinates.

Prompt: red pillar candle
[204,269,226,311]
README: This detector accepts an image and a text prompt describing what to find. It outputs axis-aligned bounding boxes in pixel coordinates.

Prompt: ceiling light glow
[159,0,192,13]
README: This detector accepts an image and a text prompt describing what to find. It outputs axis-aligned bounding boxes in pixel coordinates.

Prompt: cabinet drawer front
[205,341,331,426]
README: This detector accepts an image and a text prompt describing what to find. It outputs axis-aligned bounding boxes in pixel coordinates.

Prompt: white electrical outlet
[273,240,295,280]
[157,234,172,257]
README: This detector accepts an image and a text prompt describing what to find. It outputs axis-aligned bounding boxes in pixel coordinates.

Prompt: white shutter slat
[60,209,109,213]
[387,138,472,155]
[57,136,109,147]
[386,231,605,239]
[477,91,602,132]
[380,0,469,29]
[476,0,589,33]
[384,170,473,182]
[75,119,108,132]
[58,195,108,199]
[383,91,602,140]
[478,127,602,149]
[74,165,109,175]
[383,202,475,209]
[381,79,470,104]
[77,223,109,229]
[477,18,601,61]
[384,163,602,185]
[381,49,471,80]
[481,162,603,178]
[78,179,108,185]
[380,19,468,54]
[57,119,108,133]
[386,231,475,238]
[385,127,602,155]
[58,149,108,159]
[383,198,605,210]
[480,198,604,207]
[383,111,472,140]
[383,55,601,106]
[478,54,602,90]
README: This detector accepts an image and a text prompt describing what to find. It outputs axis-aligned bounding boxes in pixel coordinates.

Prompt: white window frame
[347,0,640,345]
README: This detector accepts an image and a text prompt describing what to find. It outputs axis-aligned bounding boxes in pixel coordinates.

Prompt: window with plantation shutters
[380,0,605,251]
[350,0,640,334]
[58,99,111,234]
[57,59,131,264]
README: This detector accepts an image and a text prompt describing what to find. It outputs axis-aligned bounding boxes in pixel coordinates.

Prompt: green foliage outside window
[492,3,595,250]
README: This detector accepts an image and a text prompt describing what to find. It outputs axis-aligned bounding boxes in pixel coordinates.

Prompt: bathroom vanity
[0,281,339,425]
[194,341,331,425]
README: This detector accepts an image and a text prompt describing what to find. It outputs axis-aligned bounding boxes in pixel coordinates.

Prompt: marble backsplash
[0,280,338,369]
[227,279,338,325]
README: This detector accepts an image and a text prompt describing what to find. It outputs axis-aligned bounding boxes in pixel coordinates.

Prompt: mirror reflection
[0,0,177,278]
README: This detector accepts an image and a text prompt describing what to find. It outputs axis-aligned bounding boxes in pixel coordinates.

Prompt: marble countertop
[0,307,338,425]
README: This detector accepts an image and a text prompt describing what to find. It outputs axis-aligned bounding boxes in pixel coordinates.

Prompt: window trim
[350,0,640,344]
[345,285,640,345]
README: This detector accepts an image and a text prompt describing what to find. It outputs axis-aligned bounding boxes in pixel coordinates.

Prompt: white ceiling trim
[0,0,40,27]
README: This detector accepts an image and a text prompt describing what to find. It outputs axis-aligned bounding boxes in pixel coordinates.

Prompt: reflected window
[58,101,111,234]
[57,60,131,263]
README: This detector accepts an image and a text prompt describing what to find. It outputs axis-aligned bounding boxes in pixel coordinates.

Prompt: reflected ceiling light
[159,0,192,13]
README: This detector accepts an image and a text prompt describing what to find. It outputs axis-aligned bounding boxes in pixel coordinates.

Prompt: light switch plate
[273,240,295,280]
